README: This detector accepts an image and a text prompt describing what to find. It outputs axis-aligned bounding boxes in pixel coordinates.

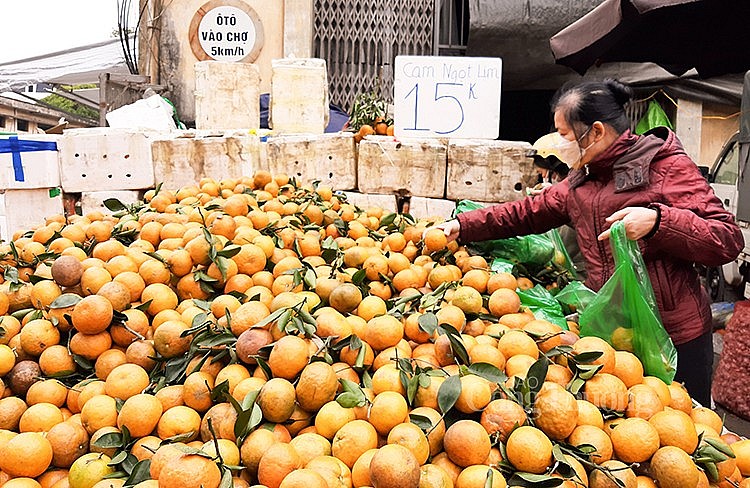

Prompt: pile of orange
[0,170,746,488]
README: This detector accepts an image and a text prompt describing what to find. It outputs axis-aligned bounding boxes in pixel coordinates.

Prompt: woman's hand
[424,219,461,243]
[528,182,553,196]
[598,206,658,241]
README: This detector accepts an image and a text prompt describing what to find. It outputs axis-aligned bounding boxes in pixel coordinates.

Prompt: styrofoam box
[2,188,63,240]
[446,139,536,202]
[342,191,397,213]
[151,130,263,190]
[409,196,457,220]
[195,61,261,131]
[81,190,143,216]
[58,128,156,192]
[0,134,60,190]
[266,132,356,190]
[270,58,328,135]
[357,136,447,198]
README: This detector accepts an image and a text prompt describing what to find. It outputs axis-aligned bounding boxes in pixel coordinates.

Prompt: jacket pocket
[649,260,676,312]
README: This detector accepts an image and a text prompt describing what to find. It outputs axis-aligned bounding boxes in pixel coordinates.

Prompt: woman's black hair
[533,155,570,179]
[551,79,633,136]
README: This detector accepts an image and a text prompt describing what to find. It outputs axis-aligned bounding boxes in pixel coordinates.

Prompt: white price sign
[394,56,502,139]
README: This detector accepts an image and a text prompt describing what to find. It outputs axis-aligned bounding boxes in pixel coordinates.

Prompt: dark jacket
[457,128,743,345]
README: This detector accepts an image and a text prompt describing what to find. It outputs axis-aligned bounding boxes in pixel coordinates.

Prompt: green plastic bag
[517,285,568,330]
[579,222,677,383]
[556,281,597,315]
[454,200,555,266]
[635,100,673,135]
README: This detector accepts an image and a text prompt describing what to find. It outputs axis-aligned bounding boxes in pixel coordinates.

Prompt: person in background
[434,79,743,406]
[530,134,571,193]
[530,138,585,280]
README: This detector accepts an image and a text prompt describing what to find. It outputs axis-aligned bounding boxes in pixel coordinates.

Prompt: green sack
[517,285,568,330]
[556,281,597,315]
[635,100,673,135]
[578,222,677,383]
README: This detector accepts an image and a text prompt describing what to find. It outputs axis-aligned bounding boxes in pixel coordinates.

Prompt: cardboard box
[270,58,328,134]
[447,140,535,202]
[357,136,447,198]
[266,132,356,190]
[1,188,64,240]
[151,130,263,190]
[195,61,261,130]
[80,190,143,216]
[0,134,60,190]
[58,128,156,192]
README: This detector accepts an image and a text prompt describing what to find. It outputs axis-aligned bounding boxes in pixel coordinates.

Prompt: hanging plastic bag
[578,222,677,383]
[556,281,597,315]
[517,285,568,330]
[635,100,673,135]
[546,228,577,278]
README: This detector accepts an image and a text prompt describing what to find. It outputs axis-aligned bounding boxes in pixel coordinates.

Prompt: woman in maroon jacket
[438,79,743,405]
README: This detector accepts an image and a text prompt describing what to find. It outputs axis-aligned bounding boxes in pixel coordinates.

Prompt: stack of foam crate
[0,134,64,241]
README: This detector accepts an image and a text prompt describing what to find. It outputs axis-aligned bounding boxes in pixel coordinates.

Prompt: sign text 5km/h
[394,56,502,139]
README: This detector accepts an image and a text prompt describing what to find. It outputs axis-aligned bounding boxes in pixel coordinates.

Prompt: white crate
[341,191,397,213]
[0,216,8,243]
[357,136,447,198]
[266,132,356,190]
[408,196,457,221]
[151,130,263,190]
[447,140,536,202]
[58,128,156,192]
[0,134,60,190]
[81,191,143,216]
[195,61,261,131]
[270,58,328,134]
[2,188,64,239]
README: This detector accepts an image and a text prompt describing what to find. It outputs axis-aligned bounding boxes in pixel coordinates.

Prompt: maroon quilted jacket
[457,128,743,345]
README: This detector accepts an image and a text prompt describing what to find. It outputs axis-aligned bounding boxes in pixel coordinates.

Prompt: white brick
[408,196,457,221]
[58,128,156,192]
[447,139,535,202]
[3,188,64,238]
[80,191,143,216]
[341,192,397,213]
[357,136,447,198]
[270,58,328,134]
[195,61,261,131]
[266,132,356,190]
[0,134,60,190]
[151,130,262,191]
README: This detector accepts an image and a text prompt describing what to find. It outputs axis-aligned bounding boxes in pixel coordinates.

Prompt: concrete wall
[701,103,739,168]
[156,0,313,125]
[675,98,739,168]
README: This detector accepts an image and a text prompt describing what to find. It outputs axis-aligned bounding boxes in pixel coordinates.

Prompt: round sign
[189,1,264,63]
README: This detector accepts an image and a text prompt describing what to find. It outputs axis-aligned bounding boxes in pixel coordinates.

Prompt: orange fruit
[257,442,303,488]
[648,409,699,453]
[117,393,163,437]
[71,295,113,335]
[610,417,660,463]
[443,420,491,468]
[158,454,221,488]
[0,431,53,477]
[369,444,421,488]
[331,419,379,468]
[572,336,616,375]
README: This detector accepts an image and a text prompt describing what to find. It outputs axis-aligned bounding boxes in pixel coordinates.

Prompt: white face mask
[546,128,594,170]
